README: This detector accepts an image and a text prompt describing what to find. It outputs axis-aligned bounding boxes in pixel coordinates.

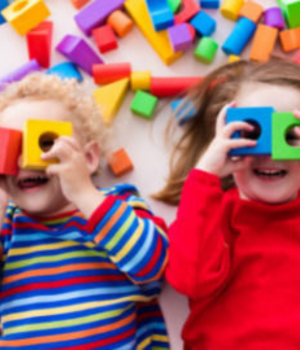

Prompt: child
[157,58,300,349]
[0,73,169,349]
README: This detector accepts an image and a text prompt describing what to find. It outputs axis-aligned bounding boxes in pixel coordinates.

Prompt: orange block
[279,28,300,52]
[107,10,134,38]
[249,24,278,62]
[71,0,91,9]
[0,128,22,176]
[239,1,264,23]
[108,148,134,177]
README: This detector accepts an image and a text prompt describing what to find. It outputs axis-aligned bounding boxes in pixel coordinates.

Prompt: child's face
[233,83,300,204]
[0,99,78,216]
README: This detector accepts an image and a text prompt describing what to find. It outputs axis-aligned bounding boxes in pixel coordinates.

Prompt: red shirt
[167,169,300,350]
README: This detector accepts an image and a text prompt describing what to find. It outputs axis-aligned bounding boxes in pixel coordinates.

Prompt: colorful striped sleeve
[85,184,169,285]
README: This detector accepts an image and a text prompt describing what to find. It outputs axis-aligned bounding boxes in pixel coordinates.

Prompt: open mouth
[17,176,49,190]
[253,168,287,179]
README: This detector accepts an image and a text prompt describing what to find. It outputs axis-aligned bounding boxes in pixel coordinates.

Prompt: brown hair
[155,58,300,205]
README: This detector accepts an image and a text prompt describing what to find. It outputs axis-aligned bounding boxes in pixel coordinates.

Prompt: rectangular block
[0,128,22,175]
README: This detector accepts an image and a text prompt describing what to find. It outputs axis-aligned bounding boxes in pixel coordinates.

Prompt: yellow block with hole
[2,0,50,36]
[130,71,151,91]
[22,119,73,170]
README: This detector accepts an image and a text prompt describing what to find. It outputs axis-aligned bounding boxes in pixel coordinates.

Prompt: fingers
[221,120,254,139]
[41,137,82,162]
[216,101,237,134]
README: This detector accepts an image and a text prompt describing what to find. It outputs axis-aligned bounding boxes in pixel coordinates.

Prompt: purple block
[56,35,104,75]
[263,7,285,29]
[0,60,41,91]
[168,23,193,52]
[74,0,125,36]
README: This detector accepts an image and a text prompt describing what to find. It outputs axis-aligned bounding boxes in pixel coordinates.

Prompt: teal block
[194,37,219,64]
[277,0,300,28]
[272,112,300,160]
[130,91,158,119]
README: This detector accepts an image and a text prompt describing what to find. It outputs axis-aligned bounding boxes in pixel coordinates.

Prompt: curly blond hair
[0,73,110,173]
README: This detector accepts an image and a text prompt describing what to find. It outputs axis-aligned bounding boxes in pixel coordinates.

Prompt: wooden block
[93,62,131,84]
[221,0,244,21]
[93,78,129,125]
[174,0,200,24]
[272,112,300,160]
[201,0,219,8]
[190,10,217,36]
[71,0,91,9]
[228,54,241,62]
[2,0,50,36]
[26,21,53,68]
[239,1,264,23]
[0,128,22,176]
[124,0,182,65]
[278,0,300,29]
[249,24,278,62]
[130,71,151,91]
[47,62,83,82]
[0,0,9,25]
[108,148,134,177]
[279,28,300,52]
[263,7,285,29]
[145,0,174,31]
[167,0,181,12]
[22,120,73,170]
[107,10,134,38]
[150,76,202,97]
[92,25,118,54]
[130,90,158,119]
[167,23,194,52]
[226,106,273,156]
[194,36,219,64]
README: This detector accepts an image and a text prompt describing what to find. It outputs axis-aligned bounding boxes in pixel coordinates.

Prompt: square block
[92,24,118,54]
[108,148,134,176]
[226,106,274,156]
[168,23,193,52]
[190,10,216,36]
[130,90,158,119]
[22,119,72,170]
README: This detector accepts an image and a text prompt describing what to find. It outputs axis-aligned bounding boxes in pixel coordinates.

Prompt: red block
[175,0,200,25]
[150,77,203,97]
[92,24,118,54]
[93,62,131,84]
[0,128,22,176]
[26,21,53,68]
[71,0,91,9]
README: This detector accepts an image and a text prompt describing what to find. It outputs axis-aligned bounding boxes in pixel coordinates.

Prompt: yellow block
[130,71,151,91]
[93,78,129,126]
[228,54,241,63]
[22,119,73,170]
[220,0,244,21]
[2,0,50,36]
[124,0,182,65]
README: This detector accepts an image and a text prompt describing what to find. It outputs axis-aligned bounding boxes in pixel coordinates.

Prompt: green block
[130,90,158,119]
[167,0,181,12]
[277,0,300,28]
[272,112,300,160]
[194,37,219,64]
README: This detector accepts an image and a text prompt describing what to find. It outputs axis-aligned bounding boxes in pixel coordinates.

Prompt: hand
[0,176,9,227]
[195,102,257,178]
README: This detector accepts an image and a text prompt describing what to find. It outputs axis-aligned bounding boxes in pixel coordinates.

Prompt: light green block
[272,112,300,160]
[130,90,158,119]
[194,37,219,64]
[277,0,300,28]
[167,0,181,12]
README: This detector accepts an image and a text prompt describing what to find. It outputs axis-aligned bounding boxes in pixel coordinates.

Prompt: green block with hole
[130,90,158,119]
[272,112,300,160]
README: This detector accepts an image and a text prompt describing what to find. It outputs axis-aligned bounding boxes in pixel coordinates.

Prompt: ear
[83,141,101,175]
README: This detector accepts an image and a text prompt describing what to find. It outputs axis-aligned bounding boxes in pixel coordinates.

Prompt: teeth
[254,169,286,177]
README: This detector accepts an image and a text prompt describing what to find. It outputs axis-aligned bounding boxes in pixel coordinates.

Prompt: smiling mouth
[17,176,49,190]
[253,169,287,179]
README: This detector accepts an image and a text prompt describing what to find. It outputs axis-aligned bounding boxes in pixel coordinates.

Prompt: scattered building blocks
[194,37,219,64]
[56,35,103,75]
[92,25,118,54]
[150,76,202,97]
[168,23,194,52]
[174,0,200,24]
[278,0,300,29]
[22,119,73,170]
[108,148,134,177]
[272,112,300,160]
[249,24,278,62]
[130,71,151,91]
[263,6,285,29]
[222,17,256,55]
[26,21,53,68]
[226,106,274,156]
[107,10,134,38]
[228,54,241,62]
[124,0,182,65]
[167,0,181,12]
[0,59,41,91]
[74,0,125,36]
[201,0,220,8]
[0,128,22,176]
[47,62,83,82]
[71,0,91,9]
[279,28,300,52]
[2,0,50,35]
[190,10,217,36]
[130,90,158,119]
[145,0,174,31]
[93,62,131,85]
[221,0,244,20]
[239,1,263,23]
[93,78,129,125]
[0,0,9,25]
[171,98,196,125]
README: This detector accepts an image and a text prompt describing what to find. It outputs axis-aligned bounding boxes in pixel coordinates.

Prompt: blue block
[171,98,196,125]
[145,0,174,31]
[47,62,83,82]
[190,10,216,36]
[222,17,256,55]
[226,106,274,156]
[0,0,9,25]
[200,0,220,8]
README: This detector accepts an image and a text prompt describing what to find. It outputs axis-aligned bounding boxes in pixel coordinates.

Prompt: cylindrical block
[194,37,219,64]
[220,0,244,21]
[107,10,134,38]
[222,17,256,55]
[93,62,131,85]
[150,77,202,97]
[130,71,151,91]
[263,7,285,29]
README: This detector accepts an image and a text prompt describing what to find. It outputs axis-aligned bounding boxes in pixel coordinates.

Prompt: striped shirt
[0,183,169,349]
